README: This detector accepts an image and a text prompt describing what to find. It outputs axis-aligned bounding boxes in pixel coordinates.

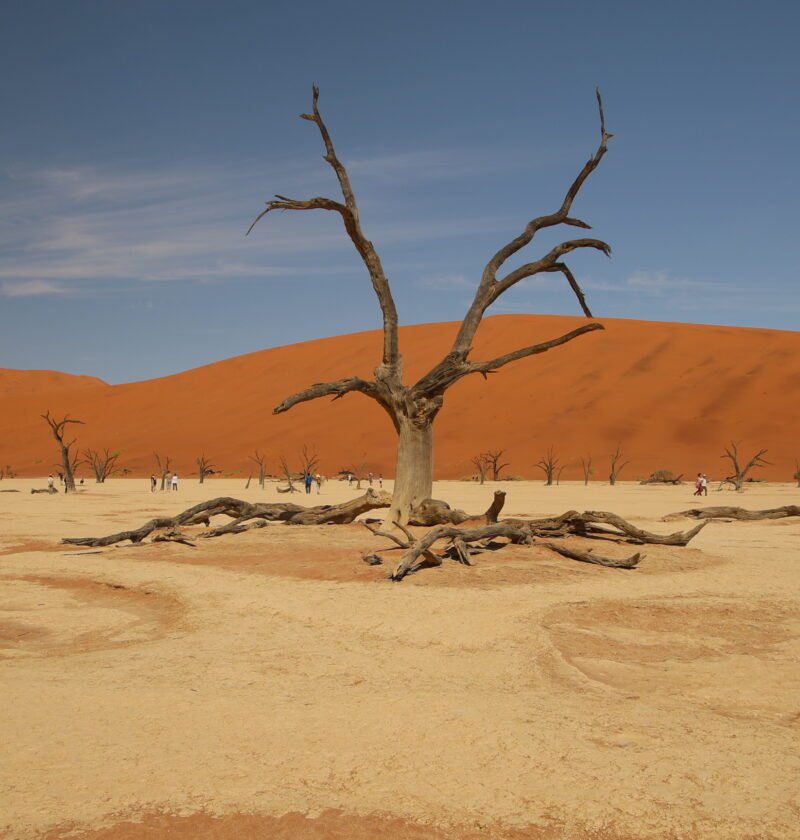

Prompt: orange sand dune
[2,314,798,482]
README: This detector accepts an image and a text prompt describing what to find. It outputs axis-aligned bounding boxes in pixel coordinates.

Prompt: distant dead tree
[556,464,566,485]
[249,450,268,488]
[580,455,594,486]
[536,446,559,486]
[344,461,368,489]
[470,453,490,484]
[640,469,683,485]
[196,454,217,484]
[0,465,17,480]
[249,86,611,524]
[42,411,84,492]
[609,444,629,486]
[278,456,300,493]
[719,442,770,491]
[794,460,800,488]
[154,453,172,491]
[299,444,320,477]
[83,448,122,483]
[484,449,510,481]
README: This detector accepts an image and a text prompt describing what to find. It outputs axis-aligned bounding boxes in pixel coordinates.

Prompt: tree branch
[411,323,604,397]
[541,263,593,317]
[495,238,611,294]
[448,89,612,358]
[468,323,604,376]
[273,376,380,415]
[246,196,347,235]
[249,85,400,372]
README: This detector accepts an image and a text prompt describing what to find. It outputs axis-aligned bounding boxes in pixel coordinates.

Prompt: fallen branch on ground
[61,489,392,547]
[371,504,704,580]
[664,505,800,521]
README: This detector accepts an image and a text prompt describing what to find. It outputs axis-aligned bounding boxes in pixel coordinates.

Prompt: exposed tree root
[61,489,392,547]
[377,507,703,580]
[58,488,706,584]
[408,491,506,526]
[500,510,706,545]
[384,518,649,581]
[539,541,642,569]
[665,505,800,521]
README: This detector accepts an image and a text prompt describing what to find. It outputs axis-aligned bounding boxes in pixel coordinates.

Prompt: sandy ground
[1,477,799,839]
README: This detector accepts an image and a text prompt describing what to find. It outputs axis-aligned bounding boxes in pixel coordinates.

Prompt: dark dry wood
[540,541,642,569]
[408,491,506,526]
[42,411,84,492]
[61,490,393,547]
[378,505,704,581]
[666,505,800,521]
[720,442,771,491]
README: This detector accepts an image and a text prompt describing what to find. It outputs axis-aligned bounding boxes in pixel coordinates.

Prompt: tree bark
[61,490,393,547]
[667,505,800,521]
[387,419,433,527]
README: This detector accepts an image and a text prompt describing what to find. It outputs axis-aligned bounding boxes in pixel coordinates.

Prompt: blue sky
[1,0,798,383]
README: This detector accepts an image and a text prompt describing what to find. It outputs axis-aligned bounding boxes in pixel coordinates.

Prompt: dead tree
[580,455,593,486]
[299,444,320,478]
[154,453,172,491]
[0,465,17,480]
[249,450,268,488]
[720,441,770,491]
[640,469,683,485]
[609,444,629,486]
[41,411,84,492]
[278,456,300,493]
[536,446,559,486]
[341,461,367,489]
[196,454,217,484]
[249,86,612,524]
[484,450,510,481]
[471,453,490,484]
[83,448,122,483]
[795,460,800,488]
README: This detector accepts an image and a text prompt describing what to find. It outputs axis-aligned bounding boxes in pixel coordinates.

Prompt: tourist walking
[304,472,313,494]
[150,474,157,493]
[171,473,179,491]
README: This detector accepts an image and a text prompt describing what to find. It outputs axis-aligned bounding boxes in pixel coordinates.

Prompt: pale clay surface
[1,478,799,838]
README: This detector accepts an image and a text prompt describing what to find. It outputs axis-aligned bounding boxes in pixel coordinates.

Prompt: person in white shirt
[171,473,179,491]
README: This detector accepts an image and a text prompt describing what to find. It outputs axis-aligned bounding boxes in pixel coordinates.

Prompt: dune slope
[2,314,798,481]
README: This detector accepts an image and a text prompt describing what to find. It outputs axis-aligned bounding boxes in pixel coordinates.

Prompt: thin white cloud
[0,156,525,295]
[415,273,474,290]
[581,271,719,294]
[1,279,71,297]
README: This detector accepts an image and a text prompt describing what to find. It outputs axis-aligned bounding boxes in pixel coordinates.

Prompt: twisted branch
[273,376,381,414]
[249,85,400,371]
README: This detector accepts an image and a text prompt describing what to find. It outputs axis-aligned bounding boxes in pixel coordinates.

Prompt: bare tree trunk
[42,412,83,493]
[387,420,433,527]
